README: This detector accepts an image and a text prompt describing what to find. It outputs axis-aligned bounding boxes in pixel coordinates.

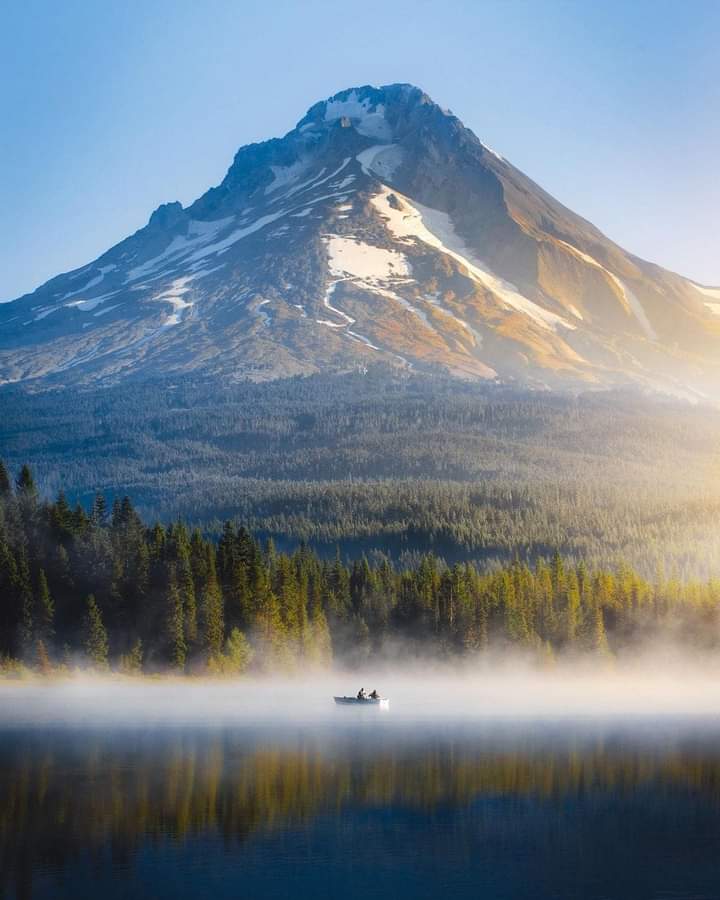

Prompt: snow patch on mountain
[344,330,380,350]
[152,278,195,326]
[623,285,657,342]
[371,188,574,333]
[325,235,410,283]
[275,167,325,200]
[33,307,61,321]
[318,283,354,328]
[59,271,107,301]
[264,160,353,209]
[324,91,392,141]
[265,160,309,195]
[557,240,657,340]
[319,235,410,351]
[187,212,289,262]
[127,217,234,282]
[93,304,121,317]
[481,143,504,162]
[148,266,226,327]
[320,282,382,350]
[66,290,121,312]
[356,145,403,179]
[691,283,720,316]
[254,298,271,326]
[422,292,483,345]
[691,283,720,300]
[300,159,351,193]
[379,289,432,326]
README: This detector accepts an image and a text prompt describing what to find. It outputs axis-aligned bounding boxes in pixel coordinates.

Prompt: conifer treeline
[1,461,719,673]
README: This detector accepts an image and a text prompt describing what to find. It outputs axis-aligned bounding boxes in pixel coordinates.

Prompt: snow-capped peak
[297,84,429,142]
[322,89,393,141]
[2,81,717,397]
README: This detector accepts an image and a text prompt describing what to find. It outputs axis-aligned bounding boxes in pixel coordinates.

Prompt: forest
[2,459,720,676]
[3,370,720,578]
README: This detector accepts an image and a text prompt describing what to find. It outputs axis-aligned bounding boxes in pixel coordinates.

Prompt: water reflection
[2,723,720,899]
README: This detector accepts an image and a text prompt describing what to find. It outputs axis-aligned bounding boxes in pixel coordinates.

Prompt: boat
[334,695,390,709]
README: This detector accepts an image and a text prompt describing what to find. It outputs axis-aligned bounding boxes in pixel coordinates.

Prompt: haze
[3,658,720,727]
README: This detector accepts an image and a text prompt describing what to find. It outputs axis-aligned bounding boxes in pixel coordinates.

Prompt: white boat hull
[334,696,389,709]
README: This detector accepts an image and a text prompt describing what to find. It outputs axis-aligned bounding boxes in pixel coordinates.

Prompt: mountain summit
[3,83,719,395]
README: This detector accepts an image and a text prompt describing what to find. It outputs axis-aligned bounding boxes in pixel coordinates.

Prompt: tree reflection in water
[2,724,720,899]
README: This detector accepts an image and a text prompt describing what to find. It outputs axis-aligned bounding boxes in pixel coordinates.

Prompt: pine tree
[71,502,89,535]
[35,568,54,646]
[216,520,237,594]
[200,548,224,659]
[16,552,35,659]
[15,464,39,536]
[502,570,529,644]
[589,600,611,658]
[306,596,332,667]
[0,460,11,498]
[15,464,37,500]
[208,627,254,675]
[225,627,253,672]
[264,537,277,570]
[178,549,198,648]
[551,551,565,589]
[51,491,73,540]
[536,561,556,643]
[119,639,143,674]
[0,523,19,655]
[564,571,581,647]
[275,555,301,655]
[227,556,252,631]
[327,549,351,619]
[82,595,109,668]
[91,493,108,527]
[190,529,209,601]
[35,639,52,675]
[165,565,186,670]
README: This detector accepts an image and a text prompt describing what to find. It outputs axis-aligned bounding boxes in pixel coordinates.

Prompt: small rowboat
[334,696,390,709]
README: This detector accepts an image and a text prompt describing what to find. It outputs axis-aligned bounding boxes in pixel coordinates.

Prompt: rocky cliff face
[2,83,719,396]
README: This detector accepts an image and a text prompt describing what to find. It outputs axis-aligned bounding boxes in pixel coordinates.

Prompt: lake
[2,695,720,899]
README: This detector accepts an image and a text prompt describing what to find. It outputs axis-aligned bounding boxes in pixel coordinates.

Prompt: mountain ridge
[2,82,719,397]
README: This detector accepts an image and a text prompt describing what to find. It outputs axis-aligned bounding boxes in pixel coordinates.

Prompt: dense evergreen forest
[2,460,720,675]
[3,371,720,578]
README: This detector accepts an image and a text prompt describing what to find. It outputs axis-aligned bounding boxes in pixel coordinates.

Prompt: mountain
[2,82,720,395]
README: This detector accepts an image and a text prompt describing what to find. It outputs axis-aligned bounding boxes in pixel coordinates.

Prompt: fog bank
[2,656,720,726]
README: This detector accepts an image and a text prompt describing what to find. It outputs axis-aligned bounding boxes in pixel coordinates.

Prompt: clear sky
[1,0,718,301]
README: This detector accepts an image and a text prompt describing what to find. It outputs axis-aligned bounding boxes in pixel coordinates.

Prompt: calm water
[2,717,720,900]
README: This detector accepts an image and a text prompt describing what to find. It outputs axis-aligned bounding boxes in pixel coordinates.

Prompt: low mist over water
[2,659,720,726]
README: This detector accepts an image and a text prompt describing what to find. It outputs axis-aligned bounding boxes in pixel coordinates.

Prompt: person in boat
[357,688,367,700]
[369,689,379,699]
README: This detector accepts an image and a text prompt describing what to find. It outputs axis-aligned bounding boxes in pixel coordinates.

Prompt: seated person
[370,689,379,699]
[357,688,366,700]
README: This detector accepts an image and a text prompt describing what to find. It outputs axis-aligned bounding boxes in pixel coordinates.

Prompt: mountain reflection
[3,725,720,897]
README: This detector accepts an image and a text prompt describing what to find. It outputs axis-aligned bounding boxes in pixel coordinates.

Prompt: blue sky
[1,0,718,300]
